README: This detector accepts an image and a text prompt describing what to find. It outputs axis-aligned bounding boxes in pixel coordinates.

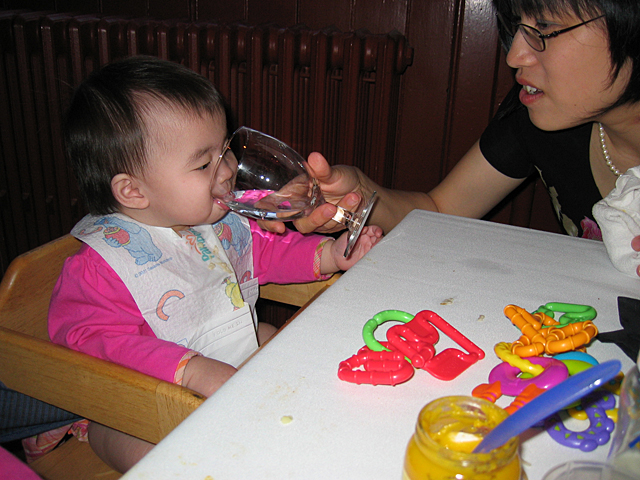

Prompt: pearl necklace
[598,122,621,176]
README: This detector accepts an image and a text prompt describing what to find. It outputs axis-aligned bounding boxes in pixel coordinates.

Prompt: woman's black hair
[65,56,226,215]
[493,0,640,109]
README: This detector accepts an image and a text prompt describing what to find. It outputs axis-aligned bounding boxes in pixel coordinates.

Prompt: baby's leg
[87,421,154,473]
[257,322,277,345]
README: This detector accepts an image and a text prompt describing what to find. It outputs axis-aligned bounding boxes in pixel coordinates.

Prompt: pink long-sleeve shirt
[48,221,329,383]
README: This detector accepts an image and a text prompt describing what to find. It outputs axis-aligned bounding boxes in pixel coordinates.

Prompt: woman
[268,0,640,272]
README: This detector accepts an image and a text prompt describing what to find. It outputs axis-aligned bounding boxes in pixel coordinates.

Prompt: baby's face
[134,105,237,231]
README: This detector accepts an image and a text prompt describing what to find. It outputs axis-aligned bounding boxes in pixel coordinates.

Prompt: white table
[123,210,637,480]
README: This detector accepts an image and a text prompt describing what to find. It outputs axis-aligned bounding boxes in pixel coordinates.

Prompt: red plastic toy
[338,345,414,386]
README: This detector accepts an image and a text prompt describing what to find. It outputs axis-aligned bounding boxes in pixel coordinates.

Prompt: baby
[43,56,382,471]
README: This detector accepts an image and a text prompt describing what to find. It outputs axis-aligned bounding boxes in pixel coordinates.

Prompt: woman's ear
[111,173,149,210]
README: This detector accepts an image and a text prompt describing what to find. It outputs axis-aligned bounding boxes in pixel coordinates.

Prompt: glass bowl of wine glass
[216,126,376,257]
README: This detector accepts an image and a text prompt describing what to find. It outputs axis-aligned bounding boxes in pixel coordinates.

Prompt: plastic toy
[546,322,599,354]
[362,309,484,380]
[363,310,438,367]
[488,357,568,396]
[494,342,544,376]
[339,309,484,385]
[559,359,594,376]
[505,304,599,356]
[534,302,597,326]
[362,309,416,352]
[412,310,485,380]
[473,381,547,415]
[338,345,414,386]
[553,351,599,366]
[545,390,616,451]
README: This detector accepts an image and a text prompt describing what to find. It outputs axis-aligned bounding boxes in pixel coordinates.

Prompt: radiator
[0,10,412,273]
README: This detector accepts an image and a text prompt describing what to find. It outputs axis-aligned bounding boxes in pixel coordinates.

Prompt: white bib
[72,213,259,367]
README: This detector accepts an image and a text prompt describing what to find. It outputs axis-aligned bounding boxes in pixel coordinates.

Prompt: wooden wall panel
[394,0,460,193]
[101,0,148,17]
[0,0,565,276]
[197,3,243,23]
[246,0,296,25]
[445,0,499,173]
[148,1,191,20]
[299,0,351,31]
[352,0,409,33]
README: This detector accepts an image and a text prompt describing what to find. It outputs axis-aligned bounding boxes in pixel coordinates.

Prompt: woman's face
[506,10,632,130]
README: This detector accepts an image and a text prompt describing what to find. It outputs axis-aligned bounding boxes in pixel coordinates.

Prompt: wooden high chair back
[0,234,339,479]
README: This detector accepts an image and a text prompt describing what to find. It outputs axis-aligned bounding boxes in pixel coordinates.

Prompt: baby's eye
[198,161,212,171]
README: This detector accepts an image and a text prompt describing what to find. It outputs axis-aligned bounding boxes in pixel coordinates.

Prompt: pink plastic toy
[415,310,485,381]
[338,345,414,386]
[488,356,569,396]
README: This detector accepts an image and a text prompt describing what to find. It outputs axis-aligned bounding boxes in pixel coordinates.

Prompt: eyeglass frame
[496,12,606,52]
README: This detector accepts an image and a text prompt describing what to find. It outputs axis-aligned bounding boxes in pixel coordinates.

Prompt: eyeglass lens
[497,15,545,52]
[518,25,545,51]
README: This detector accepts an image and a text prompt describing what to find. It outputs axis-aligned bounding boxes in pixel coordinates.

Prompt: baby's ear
[111,173,149,210]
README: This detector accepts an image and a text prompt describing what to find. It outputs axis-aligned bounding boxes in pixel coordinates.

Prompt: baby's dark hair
[493,0,640,110]
[65,56,226,214]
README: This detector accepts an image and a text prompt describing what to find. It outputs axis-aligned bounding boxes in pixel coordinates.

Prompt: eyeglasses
[496,13,605,52]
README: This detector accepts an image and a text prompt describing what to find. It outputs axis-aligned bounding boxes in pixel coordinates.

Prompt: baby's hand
[182,355,236,397]
[328,225,383,272]
[632,236,640,276]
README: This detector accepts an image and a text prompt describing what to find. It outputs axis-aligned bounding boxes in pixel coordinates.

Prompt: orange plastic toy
[504,304,598,356]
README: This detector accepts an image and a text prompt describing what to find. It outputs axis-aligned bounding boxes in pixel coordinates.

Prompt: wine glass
[216,126,376,257]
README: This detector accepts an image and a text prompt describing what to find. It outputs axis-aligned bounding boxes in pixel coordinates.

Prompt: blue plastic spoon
[473,359,622,453]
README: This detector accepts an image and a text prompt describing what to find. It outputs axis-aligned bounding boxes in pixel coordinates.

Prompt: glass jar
[403,396,523,480]
[608,351,640,477]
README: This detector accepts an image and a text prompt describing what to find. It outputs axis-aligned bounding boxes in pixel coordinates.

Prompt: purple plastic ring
[488,357,568,396]
[545,390,616,451]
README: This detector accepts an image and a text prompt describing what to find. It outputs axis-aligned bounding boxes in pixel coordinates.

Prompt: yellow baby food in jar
[403,396,522,480]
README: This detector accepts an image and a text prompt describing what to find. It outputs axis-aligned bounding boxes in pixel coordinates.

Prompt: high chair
[0,234,339,480]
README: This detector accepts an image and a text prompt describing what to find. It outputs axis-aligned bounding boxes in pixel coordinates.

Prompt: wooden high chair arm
[260,273,341,307]
[0,325,205,445]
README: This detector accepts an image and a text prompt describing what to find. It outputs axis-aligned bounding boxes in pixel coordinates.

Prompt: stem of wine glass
[328,191,377,257]
[331,207,356,227]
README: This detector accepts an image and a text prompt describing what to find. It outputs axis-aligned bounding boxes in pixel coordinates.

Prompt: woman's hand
[257,152,366,234]
[632,236,640,276]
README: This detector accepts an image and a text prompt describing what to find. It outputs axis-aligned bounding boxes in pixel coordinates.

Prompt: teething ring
[488,356,568,396]
[553,351,598,366]
[338,346,414,386]
[535,302,597,326]
[386,322,438,368]
[511,337,546,357]
[505,304,542,335]
[362,310,417,352]
[545,391,616,451]
[362,310,439,367]
[494,342,544,376]
[545,321,598,354]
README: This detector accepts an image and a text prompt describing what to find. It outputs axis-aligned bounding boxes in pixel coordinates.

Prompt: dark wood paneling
[394,0,460,193]
[148,0,191,20]
[197,3,243,23]
[0,0,565,280]
[56,0,102,14]
[299,0,351,30]
[445,0,499,173]
[246,0,296,25]
[352,0,409,33]
[101,0,148,17]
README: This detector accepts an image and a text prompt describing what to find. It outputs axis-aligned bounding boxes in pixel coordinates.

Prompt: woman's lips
[522,84,542,94]
[519,83,543,106]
